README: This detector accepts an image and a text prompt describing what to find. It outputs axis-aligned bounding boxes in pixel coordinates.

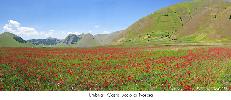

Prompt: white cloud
[42,30,55,37]
[3,25,15,33]
[2,20,64,39]
[18,27,38,35]
[2,20,40,39]
[1,20,110,39]
[8,20,20,27]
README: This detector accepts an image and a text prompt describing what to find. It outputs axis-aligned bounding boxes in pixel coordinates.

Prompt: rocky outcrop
[63,34,81,45]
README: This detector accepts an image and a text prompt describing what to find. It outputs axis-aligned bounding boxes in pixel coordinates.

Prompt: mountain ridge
[113,0,231,45]
[1,0,231,47]
[0,32,33,47]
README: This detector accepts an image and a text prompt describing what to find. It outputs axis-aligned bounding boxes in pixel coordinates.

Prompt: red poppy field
[0,47,231,91]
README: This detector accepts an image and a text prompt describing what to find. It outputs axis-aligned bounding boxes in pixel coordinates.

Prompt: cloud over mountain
[3,20,39,36]
[2,20,79,40]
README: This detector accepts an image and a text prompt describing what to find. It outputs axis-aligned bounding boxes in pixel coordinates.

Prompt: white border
[0,91,230,100]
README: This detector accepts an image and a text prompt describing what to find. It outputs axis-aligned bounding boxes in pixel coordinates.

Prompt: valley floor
[0,46,231,91]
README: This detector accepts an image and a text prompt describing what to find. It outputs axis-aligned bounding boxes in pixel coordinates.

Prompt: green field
[0,46,231,91]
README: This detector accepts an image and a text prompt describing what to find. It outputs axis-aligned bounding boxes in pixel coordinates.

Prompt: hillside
[55,33,101,48]
[114,0,231,45]
[27,37,61,45]
[76,33,100,47]
[0,32,33,47]
[62,34,81,45]
[2,0,231,47]
[94,30,124,46]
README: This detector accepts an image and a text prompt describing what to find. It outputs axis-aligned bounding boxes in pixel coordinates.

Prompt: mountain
[56,33,101,47]
[27,37,61,45]
[113,0,231,45]
[76,33,100,47]
[62,34,81,45]
[94,30,124,46]
[58,32,125,47]
[75,31,124,47]
[3,0,231,47]
[0,32,33,47]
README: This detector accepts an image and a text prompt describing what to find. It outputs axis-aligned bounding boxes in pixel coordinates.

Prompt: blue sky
[0,0,183,39]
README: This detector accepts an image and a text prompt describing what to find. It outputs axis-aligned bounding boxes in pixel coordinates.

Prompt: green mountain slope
[95,30,124,46]
[114,0,231,45]
[55,33,101,48]
[76,33,100,47]
[0,32,33,47]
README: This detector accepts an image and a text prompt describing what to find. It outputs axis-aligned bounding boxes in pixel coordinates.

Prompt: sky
[0,0,184,40]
